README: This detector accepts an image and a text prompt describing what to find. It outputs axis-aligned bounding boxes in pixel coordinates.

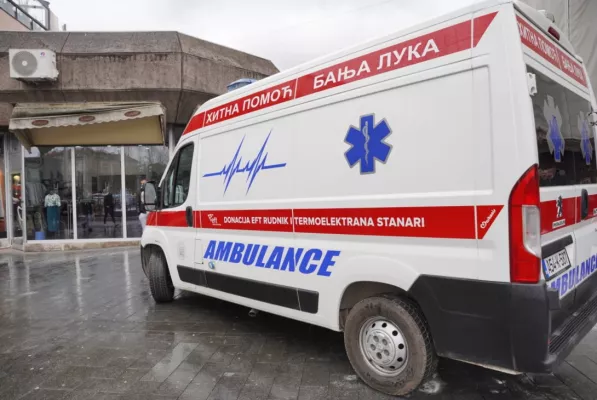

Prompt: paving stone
[207,371,249,400]
[140,342,198,382]
[153,365,199,396]
[555,361,597,400]
[567,354,597,385]
[179,362,228,400]
[238,362,278,400]
[269,363,304,400]
[297,386,329,400]
[328,373,361,399]
[41,365,98,389]
[1,247,597,400]
[19,388,72,400]
[301,362,330,387]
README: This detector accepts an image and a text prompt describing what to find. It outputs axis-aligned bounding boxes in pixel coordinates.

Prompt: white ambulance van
[140,0,597,395]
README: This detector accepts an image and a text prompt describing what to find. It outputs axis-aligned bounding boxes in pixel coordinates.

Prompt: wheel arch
[140,229,172,277]
[141,242,166,266]
[338,280,420,330]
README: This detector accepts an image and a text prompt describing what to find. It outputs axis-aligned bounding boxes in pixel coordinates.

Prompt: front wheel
[344,294,437,396]
[147,252,175,303]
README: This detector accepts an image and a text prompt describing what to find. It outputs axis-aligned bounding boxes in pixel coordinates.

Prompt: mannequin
[12,174,22,233]
[44,188,61,234]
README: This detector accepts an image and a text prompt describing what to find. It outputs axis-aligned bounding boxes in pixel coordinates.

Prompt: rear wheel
[344,294,437,396]
[147,252,174,303]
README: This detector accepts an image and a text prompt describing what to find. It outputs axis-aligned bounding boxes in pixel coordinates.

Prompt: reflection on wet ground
[0,248,593,399]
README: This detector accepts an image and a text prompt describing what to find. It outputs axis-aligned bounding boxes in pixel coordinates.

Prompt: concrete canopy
[0,31,279,127]
[10,102,166,150]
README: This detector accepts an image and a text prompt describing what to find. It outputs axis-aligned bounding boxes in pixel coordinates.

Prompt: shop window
[123,145,169,238]
[24,147,73,240]
[74,147,123,239]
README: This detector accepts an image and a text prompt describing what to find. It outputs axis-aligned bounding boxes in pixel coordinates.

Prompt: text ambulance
[140,0,597,395]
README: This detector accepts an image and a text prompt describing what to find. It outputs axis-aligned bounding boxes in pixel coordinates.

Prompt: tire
[141,247,149,278]
[147,251,175,303]
[344,294,437,396]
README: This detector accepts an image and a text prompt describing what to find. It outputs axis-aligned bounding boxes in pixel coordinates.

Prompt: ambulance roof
[187,0,577,134]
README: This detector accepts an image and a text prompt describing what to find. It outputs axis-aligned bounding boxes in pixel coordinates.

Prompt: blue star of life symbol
[549,115,564,162]
[581,120,593,165]
[203,130,286,194]
[344,114,392,174]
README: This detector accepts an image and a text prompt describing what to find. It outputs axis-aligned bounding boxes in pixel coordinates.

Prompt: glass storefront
[0,136,170,245]
[24,146,73,240]
[123,146,169,238]
[75,146,123,239]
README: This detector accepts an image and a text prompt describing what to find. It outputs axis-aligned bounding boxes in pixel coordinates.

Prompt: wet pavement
[0,248,595,399]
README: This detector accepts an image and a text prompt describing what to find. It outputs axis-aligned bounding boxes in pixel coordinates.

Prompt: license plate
[543,249,571,280]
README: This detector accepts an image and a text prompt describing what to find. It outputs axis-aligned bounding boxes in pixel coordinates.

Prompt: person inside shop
[103,187,116,225]
[80,199,93,234]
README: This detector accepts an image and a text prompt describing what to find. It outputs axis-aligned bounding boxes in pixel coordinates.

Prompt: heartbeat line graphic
[203,130,286,194]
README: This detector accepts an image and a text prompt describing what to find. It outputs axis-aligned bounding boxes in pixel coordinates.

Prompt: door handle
[581,189,589,220]
[185,206,194,227]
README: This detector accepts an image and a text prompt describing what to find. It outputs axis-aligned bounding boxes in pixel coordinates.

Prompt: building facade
[1,0,60,31]
[0,12,278,251]
[0,130,174,250]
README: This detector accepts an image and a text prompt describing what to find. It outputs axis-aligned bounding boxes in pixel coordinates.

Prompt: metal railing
[0,0,48,31]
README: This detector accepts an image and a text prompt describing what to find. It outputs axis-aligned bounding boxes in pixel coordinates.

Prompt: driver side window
[162,143,194,209]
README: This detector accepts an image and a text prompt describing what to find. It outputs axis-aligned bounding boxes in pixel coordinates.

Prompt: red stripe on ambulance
[516,16,587,87]
[294,16,478,97]
[292,206,476,239]
[200,81,297,129]
[182,12,498,134]
[152,205,506,240]
[477,205,505,239]
[200,209,293,232]
[154,210,188,227]
[539,194,597,235]
[540,197,576,234]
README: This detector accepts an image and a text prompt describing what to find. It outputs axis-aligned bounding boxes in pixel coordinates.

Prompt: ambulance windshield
[530,66,596,187]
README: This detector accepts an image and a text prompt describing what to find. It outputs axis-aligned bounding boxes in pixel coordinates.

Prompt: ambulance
[139,0,597,395]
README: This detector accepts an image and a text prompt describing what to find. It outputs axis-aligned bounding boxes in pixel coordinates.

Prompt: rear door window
[530,66,596,187]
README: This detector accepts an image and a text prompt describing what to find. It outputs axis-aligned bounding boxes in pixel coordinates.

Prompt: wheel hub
[359,317,408,376]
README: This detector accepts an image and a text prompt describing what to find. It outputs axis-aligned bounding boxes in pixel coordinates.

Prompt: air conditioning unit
[9,49,59,82]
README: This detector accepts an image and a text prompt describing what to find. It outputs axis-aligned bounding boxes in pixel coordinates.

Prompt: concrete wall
[0,31,279,126]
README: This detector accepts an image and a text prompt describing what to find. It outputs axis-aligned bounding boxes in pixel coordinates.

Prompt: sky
[48,0,477,70]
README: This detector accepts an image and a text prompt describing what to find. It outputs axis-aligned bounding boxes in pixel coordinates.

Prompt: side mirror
[143,181,158,212]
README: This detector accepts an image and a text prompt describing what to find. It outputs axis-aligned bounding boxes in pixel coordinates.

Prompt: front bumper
[409,274,597,373]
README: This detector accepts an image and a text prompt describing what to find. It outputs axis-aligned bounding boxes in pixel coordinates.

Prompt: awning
[9,102,166,150]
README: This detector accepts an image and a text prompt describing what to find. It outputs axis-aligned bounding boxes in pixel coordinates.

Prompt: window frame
[160,142,194,210]
[528,65,596,188]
